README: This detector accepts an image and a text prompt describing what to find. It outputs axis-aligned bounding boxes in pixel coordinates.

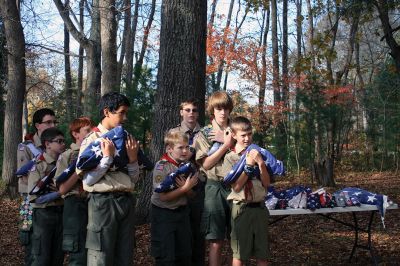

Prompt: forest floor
[1,171,399,265]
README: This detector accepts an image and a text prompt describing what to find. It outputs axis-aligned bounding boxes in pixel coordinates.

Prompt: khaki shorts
[230,202,270,261]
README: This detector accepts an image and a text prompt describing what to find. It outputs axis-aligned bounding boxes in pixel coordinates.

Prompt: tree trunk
[64,0,73,122]
[99,0,118,94]
[76,0,85,116]
[125,0,139,91]
[116,0,131,90]
[135,0,207,224]
[294,0,302,176]
[0,0,26,198]
[132,0,156,90]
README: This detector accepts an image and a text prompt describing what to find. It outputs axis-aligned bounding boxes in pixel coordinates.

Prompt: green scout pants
[86,192,135,266]
[63,195,88,266]
[151,204,192,266]
[188,183,205,266]
[31,206,64,266]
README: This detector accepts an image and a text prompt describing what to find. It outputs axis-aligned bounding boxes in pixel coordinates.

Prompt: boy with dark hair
[28,127,66,266]
[224,116,270,266]
[151,131,199,265]
[194,91,235,266]
[17,108,57,265]
[55,116,95,265]
[169,98,205,266]
[76,92,140,266]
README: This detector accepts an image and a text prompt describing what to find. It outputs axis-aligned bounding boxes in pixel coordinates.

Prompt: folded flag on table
[224,144,285,184]
[265,185,311,210]
[334,187,390,227]
[55,160,77,186]
[29,167,57,195]
[154,162,197,193]
[76,125,154,172]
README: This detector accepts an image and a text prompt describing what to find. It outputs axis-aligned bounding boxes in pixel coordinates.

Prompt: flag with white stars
[76,126,129,171]
[223,144,285,184]
[55,160,77,186]
[29,167,57,195]
[154,162,197,193]
[334,187,389,225]
[16,159,37,176]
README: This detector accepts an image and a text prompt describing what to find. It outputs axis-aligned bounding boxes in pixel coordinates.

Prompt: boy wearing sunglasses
[27,127,66,266]
[16,108,57,265]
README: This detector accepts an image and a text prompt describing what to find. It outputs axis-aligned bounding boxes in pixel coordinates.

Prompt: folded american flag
[154,162,197,193]
[76,126,153,172]
[16,159,36,176]
[334,187,390,227]
[29,167,57,195]
[55,160,77,186]
[223,144,285,184]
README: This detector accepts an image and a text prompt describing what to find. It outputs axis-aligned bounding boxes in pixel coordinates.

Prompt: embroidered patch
[156,163,164,171]
[18,144,25,151]
[155,175,163,183]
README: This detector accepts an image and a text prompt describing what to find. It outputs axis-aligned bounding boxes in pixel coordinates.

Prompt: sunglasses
[50,138,66,144]
[40,120,59,126]
[183,108,198,113]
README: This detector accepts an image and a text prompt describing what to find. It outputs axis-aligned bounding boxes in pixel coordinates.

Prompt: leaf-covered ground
[1,171,399,265]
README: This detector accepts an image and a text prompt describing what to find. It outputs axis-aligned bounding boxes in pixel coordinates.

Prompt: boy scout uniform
[169,121,205,266]
[55,143,87,266]
[76,123,137,266]
[16,133,41,265]
[223,151,270,261]
[28,152,64,266]
[194,123,232,241]
[150,158,192,265]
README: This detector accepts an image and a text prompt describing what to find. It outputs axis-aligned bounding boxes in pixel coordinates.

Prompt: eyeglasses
[50,138,66,144]
[183,108,198,113]
[40,120,59,126]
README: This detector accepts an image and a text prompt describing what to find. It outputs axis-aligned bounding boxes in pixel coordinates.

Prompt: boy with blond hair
[194,91,235,266]
[151,131,199,266]
[224,116,270,266]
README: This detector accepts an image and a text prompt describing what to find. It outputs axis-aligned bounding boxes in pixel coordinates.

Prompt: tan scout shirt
[17,133,42,194]
[151,160,187,209]
[55,143,85,198]
[77,123,137,193]
[28,152,63,208]
[169,122,206,182]
[224,150,267,203]
[194,122,231,182]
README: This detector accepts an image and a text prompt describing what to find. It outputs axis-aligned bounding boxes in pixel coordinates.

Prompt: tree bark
[76,0,85,116]
[135,0,207,224]
[99,0,118,94]
[0,0,26,198]
[64,0,73,122]
[116,0,131,90]
[125,0,139,91]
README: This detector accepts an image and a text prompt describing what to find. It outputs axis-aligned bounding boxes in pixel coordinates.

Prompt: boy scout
[28,128,66,266]
[17,108,57,264]
[194,91,235,266]
[168,98,205,266]
[223,117,270,266]
[55,116,94,265]
[151,131,199,265]
[76,92,140,266]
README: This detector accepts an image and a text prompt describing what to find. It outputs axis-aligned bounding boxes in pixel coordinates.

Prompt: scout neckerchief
[160,153,180,167]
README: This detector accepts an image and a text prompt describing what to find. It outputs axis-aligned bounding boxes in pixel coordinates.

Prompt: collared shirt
[17,133,42,194]
[194,121,232,182]
[28,152,63,208]
[55,143,85,198]
[77,123,139,193]
[169,121,201,146]
[224,150,267,203]
[151,159,188,209]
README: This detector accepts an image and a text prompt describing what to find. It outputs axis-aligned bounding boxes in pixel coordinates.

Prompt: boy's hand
[126,135,139,163]
[208,129,224,143]
[101,138,115,157]
[222,128,234,148]
[180,172,199,192]
[246,149,263,166]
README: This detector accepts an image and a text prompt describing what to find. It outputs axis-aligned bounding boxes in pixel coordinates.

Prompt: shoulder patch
[156,163,165,171]
[155,175,163,183]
